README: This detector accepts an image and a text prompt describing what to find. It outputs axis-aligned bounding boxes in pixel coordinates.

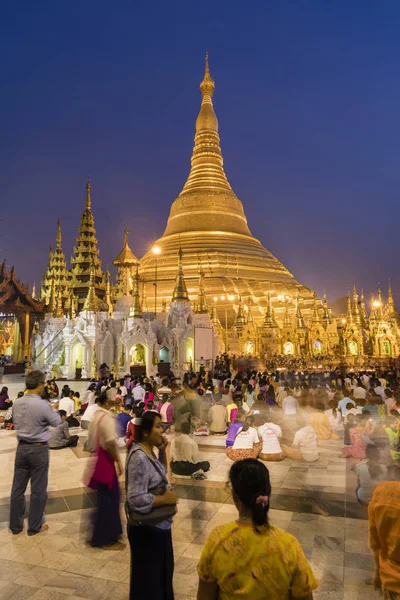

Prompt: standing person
[368,480,400,598]
[85,392,123,547]
[9,370,61,535]
[126,410,177,600]
[197,459,317,599]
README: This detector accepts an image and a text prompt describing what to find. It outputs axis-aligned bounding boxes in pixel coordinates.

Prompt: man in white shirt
[58,395,75,417]
[132,382,145,402]
[81,403,100,430]
[374,384,386,400]
[170,422,210,476]
[282,419,319,462]
[282,391,298,415]
[361,373,370,389]
[353,385,367,400]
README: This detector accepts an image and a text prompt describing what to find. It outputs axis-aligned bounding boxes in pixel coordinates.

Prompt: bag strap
[125,446,169,495]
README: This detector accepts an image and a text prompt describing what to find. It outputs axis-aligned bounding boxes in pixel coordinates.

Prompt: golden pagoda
[113,227,138,297]
[70,180,105,307]
[139,55,314,325]
[41,220,69,307]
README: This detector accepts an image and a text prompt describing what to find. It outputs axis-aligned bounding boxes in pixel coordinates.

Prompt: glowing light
[152,245,161,255]
[228,295,235,301]
[220,295,226,301]
[341,319,346,324]
[372,300,381,309]
[213,296,218,302]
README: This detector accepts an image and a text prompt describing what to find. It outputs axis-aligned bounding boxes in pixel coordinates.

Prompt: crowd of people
[3,360,400,599]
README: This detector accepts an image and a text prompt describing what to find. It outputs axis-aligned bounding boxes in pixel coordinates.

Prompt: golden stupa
[139,55,314,323]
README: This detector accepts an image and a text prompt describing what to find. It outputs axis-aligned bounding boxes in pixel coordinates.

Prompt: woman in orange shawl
[310,403,341,440]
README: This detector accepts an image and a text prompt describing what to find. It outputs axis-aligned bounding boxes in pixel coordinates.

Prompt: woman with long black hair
[126,410,177,600]
[197,459,317,600]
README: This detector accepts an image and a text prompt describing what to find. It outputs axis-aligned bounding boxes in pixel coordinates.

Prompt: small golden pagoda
[41,220,69,308]
[70,180,105,307]
[139,55,314,325]
[113,227,139,297]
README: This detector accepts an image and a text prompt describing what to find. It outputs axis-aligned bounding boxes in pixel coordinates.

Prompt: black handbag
[125,447,177,526]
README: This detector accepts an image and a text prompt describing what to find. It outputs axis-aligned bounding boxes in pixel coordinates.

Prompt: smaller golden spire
[70,291,77,319]
[352,285,361,325]
[105,270,113,316]
[85,179,91,210]
[32,282,36,299]
[196,268,208,313]
[247,298,254,325]
[83,261,98,311]
[346,289,353,323]
[130,265,142,318]
[312,292,321,324]
[235,296,246,332]
[172,248,189,302]
[295,294,305,329]
[322,290,331,327]
[54,284,64,318]
[283,301,291,328]
[56,219,62,249]
[264,293,276,328]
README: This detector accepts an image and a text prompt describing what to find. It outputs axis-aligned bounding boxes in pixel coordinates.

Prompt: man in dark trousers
[9,370,61,535]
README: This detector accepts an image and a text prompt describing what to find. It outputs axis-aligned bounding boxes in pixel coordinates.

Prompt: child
[125,405,144,449]
[49,410,79,449]
[344,413,356,445]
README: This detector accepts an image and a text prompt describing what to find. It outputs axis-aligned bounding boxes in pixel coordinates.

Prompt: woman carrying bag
[126,410,178,600]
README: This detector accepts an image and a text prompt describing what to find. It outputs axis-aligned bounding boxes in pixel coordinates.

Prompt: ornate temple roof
[0,261,44,315]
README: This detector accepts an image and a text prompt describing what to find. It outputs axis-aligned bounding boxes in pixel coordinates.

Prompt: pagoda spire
[352,285,362,325]
[346,290,353,323]
[295,294,305,329]
[322,290,331,328]
[83,262,99,311]
[360,289,368,325]
[56,219,62,249]
[104,270,113,316]
[113,227,138,297]
[196,268,208,313]
[172,248,189,302]
[86,179,91,210]
[283,301,291,328]
[130,265,143,318]
[32,282,36,299]
[264,293,277,327]
[234,296,246,333]
[312,293,321,325]
[70,180,105,306]
[387,278,398,320]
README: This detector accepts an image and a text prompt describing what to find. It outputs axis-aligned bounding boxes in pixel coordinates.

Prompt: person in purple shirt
[226,410,247,447]
[9,370,61,536]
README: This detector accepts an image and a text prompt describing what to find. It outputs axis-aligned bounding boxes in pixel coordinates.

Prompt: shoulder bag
[125,447,177,526]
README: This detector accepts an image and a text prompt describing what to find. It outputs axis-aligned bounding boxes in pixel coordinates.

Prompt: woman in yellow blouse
[197,459,317,600]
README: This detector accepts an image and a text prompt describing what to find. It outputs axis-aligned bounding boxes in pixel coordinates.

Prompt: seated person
[49,410,79,449]
[170,422,210,476]
[344,402,362,423]
[115,404,132,437]
[258,417,285,461]
[226,415,261,462]
[226,398,239,424]
[157,394,175,430]
[385,416,400,463]
[281,418,319,462]
[208,397,228,434]
[344,413,356,445]
[354,444,388,505]
[309,402,339,440]
[125,405,144,449]
[226,409,247,447]
[340,413,374,459]
[58,391,75,417]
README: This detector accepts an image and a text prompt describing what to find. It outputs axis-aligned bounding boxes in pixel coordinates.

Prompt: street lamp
[214,294,235,352]
[152,245,161,316]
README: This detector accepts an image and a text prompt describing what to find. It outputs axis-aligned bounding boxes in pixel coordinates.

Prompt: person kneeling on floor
[49,410,79,449]
[170,421,210,476]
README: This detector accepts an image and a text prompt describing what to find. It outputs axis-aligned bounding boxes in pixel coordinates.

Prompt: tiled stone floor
[0,375,381,599]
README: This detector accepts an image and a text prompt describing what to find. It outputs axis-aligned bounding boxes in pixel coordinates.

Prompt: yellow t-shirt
[198,522,317,600]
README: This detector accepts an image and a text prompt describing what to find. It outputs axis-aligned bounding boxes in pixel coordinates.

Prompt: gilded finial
[85,179,91,210]
[172,248,189,302]
[83,260,98,311]
[130,264,142,318]
[56,219,62,249]
[196,267,208,314]
[123,226,129,245]
[54,284,64,318]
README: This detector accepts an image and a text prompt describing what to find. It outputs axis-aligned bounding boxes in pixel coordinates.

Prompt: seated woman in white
[258,418,286,461]
[226,415,261,462]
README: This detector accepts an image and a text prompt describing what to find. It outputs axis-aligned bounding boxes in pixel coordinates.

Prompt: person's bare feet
[27,524,49,536]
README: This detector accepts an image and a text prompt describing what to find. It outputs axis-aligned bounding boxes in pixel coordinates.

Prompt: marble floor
[0,375,381,600]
